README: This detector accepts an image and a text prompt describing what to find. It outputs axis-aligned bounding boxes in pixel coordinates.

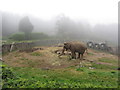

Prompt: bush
[9,33,26,41]
[2,65,118,88]
[9,32,49,41]
[1,65,16,81]
[31,33,49,40]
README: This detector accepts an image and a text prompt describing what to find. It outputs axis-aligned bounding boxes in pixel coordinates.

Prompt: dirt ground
[2,46,118,69]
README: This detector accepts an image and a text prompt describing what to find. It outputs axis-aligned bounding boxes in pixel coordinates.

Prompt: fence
[2,42,34,54]
[87,41,118,55]
[1,39,71,54]
[1,40,118,55]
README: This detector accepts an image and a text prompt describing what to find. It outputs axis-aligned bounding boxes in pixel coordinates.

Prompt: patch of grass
[26,60,39,67]
[76,67,89,72]
[87,52,94,56]
[19,58,39,67]
[14,54,21,57]
[31,52,42,56]
[2,66,118,88]
[92,63,118,70]
[20,58,29,61]
[99,57,118,64]
[0,61,2,65]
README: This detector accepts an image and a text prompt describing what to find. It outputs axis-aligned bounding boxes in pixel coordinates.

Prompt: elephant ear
[64,42,67,45]
[67,43,71,49]
[64,42,71,49]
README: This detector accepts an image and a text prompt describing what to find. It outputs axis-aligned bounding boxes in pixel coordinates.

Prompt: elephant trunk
[58,48,66,57]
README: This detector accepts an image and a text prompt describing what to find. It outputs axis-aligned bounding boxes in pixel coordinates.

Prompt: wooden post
[10,42,15,52]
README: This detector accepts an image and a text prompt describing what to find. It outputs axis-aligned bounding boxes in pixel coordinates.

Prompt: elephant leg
[77,53,81,59]
[71,52,76,59]
[81,54,83,60]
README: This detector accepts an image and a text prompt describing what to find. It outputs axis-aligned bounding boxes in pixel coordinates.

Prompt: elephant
[61,41,87,60]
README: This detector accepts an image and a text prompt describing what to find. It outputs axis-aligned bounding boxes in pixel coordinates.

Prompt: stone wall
[1,39,70,54]
[2,42,34,54]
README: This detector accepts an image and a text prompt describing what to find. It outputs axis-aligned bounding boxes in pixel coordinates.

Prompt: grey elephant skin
[62,42,87,59]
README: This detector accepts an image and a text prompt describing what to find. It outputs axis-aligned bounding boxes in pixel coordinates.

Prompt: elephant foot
[72,57,76,59]
[77,57,80,59]
[69,57,72,60]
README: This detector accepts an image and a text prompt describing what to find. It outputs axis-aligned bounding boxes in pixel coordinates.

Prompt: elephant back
[70,42,87,52]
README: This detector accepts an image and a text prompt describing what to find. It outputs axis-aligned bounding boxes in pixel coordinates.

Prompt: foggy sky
[0,0,118,26]
[0,0,118,46]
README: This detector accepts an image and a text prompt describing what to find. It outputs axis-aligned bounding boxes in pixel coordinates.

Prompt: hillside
[2,46,119,88]
[2,46,118,69]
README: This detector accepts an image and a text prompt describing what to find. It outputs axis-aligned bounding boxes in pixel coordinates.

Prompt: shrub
[31,33,49,40]
[9,32,50,41]
[1,65,15,81]
[9,33,25,41]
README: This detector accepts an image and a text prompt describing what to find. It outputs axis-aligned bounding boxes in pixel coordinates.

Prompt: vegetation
[87,52,94,56]
[31,52,43,56]
[9,32,50,41]
[91,63,117,70]
[1,64,118,88]
[19,16,34,40]
[1,46,119,88]
[98,57,118,65]
[9,33,25,41]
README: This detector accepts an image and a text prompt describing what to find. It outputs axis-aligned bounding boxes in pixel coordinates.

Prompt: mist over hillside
[1,12,118,46]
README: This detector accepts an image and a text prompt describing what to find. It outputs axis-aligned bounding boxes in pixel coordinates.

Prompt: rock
[117,67,120,70]
[90,60,94,63]
[0,58,4,62]
[41,67,50,70]
[76,65,84,68]
[89,67,95,69]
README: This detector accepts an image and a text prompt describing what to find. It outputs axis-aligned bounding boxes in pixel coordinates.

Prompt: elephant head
[59,42,72,56]
[58,42,71,57]
[63,42,71,51]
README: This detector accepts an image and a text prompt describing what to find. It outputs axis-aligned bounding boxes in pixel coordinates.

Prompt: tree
[56,15,93,41]
[56,15,75,39]
[56,15,86,40]
[19,16,34,40]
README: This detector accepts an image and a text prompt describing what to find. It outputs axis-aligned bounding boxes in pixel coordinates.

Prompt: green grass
[31,52,43,56]
[87,52,94,56]
[91,63,118,70]
[2,65,119,88]
[19,58,40,67]
[20,58,29,61]
[99,57,118,64]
